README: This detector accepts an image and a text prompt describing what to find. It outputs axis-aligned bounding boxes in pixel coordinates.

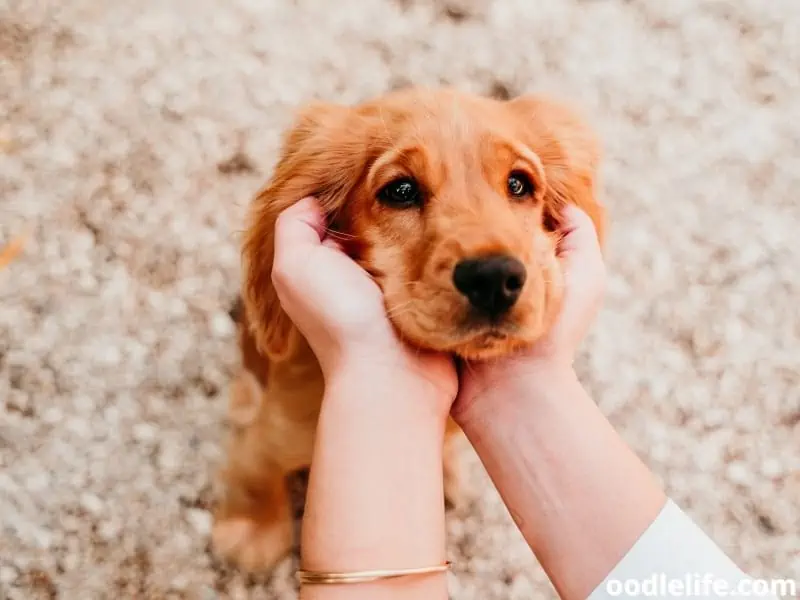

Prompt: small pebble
[726,462,753,486]
[132,422,158,443]
[32,527,53,550]
[201,587,220,600]
[209,311,235,338]
[66,418,92,439]
[61,516,81,533]
[41,407,64,424]
[186,509,212,537]
[97,520,121,541]
[25,472,51,493]
[158,443,183,473]
[73,395,96,413]
[61,552,80,572]
[760,458,784,478]
[99,345,122,366]
[80,492,104,516]
[171,574,190,591]
[0,565,18,585]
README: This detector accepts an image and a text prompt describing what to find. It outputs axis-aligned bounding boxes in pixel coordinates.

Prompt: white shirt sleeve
[587,499,787,600]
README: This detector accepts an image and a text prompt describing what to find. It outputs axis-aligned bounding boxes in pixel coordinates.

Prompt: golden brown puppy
[212,87,606,572]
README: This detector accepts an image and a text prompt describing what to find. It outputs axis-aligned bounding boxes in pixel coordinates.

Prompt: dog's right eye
[377,177,422,208]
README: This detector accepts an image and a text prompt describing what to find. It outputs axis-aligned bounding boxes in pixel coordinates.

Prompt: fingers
[271,197,352,306]
[321,237,345,253]
[272,197,328,290]
[553,205,606,343]
[557,204,602,256]
[273,197,326,267]
[558,206,604,281]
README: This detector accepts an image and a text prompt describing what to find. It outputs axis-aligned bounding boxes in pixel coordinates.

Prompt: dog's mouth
[390,308,524,359]
[447,323,527,360]
[381,279,546,359]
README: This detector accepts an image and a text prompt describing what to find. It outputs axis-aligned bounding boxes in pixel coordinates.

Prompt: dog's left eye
[377,177,422,208]
[507,172,534,198]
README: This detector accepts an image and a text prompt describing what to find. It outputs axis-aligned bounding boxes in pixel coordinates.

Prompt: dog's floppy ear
[241,102,367,361]
[507,94,606,247]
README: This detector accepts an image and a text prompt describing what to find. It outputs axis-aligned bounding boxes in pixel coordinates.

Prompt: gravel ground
[1,0,798,598]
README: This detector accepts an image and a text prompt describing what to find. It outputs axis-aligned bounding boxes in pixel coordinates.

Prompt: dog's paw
[211,516,293,573]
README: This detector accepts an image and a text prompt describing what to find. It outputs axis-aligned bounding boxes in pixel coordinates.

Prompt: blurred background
[1,0,798,598]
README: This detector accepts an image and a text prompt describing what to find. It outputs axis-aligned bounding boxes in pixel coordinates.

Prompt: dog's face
[243,88,604,361]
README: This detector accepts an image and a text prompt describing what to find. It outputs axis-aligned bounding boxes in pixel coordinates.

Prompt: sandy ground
[1,0,799,598]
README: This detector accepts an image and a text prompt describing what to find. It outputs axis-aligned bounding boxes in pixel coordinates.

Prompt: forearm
[300,372,450,600]
[457,368,666,600]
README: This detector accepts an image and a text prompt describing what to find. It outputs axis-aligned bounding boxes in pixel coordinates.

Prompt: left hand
[271,197,458,413]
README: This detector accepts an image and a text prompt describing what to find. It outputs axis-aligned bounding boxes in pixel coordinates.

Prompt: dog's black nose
[453,255,527,317]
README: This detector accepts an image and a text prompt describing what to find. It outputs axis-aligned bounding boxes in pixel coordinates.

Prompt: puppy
[212,87,606,572]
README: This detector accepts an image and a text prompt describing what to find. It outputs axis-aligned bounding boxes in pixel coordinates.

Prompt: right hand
[453,204,606,419]
[271,197,458,415]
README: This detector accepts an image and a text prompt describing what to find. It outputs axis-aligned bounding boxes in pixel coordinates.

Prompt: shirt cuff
[587,498,779,600]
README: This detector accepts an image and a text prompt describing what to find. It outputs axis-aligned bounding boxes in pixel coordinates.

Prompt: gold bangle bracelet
[297,561,452,585]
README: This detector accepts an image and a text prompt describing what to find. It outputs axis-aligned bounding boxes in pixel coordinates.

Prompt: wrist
[453,356,579,425]
[323,336,408,380]
[324,358,453,424]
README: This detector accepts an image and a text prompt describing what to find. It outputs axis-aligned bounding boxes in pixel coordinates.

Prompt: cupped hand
[454,204,606,417]
[270,197,458,410]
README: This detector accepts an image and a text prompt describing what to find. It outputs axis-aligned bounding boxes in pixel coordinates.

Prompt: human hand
[270,197,458,412]
[453,204,606,418]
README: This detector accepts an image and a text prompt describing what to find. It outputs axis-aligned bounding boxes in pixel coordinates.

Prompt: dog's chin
[449,303,554,360]
[392,320,526,360]
[402,322,542,361]
[450,328,536,361]
[390,306,550,360]
[387,294,554,360]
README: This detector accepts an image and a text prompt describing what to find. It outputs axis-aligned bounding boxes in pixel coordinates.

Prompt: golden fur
[212,87,606,572]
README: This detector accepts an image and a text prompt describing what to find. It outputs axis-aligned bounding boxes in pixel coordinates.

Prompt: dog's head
[243,88,605,361]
